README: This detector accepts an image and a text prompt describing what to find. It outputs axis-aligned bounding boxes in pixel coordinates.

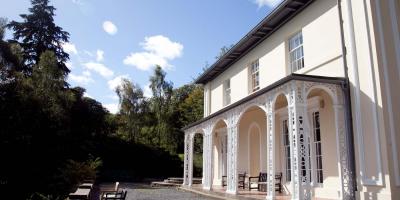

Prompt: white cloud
[104,103,119,114]
[96,50,104,62]
[253,0,282,8]
[124,52,169,71]
[103,21,118,35]
[68,73,94,85]
[83,62,114,78]
[82,70,91,76]
[123,35,183,71]
[107,74,130,90]
[84,50,94,57]
[107,94,119,101]
[62,42,78,55]
[141,35,183,59]
[143,83,152,98]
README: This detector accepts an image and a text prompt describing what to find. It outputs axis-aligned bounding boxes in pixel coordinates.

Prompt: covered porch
[182,74,355,200]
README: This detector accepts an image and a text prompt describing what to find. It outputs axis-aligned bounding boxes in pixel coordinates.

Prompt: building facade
[182,0,400,199]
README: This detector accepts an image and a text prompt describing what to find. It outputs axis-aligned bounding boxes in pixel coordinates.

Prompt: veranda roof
[183,74,346,131]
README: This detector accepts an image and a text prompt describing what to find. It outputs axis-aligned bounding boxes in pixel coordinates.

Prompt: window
[223,79,231,106]
[282,119,291,182]
[289,31,304,72]
[250,60,260,92]
[312,111,323,184]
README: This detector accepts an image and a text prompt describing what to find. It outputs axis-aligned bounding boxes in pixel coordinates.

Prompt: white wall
[208,0,343,114]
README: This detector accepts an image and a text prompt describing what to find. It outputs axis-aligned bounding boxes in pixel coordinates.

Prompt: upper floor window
[250,60,260,92]
[289,31,304,72]
[223,79,231,106]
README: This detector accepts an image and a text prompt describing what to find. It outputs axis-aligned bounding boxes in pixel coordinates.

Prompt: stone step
[150,181,181,187]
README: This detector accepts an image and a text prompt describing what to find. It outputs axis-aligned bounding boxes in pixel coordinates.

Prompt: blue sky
[1,0,281,113]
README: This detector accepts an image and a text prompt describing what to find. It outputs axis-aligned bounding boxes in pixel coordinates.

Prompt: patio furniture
[275,172,282,193]
[222,175,227,187]
[238,172,246,189]
[248,172,268,191]
[69,188,91,200]
[248,172,283,192]
[221,172,246,189]
[102,190,127,200]
[101,182,120,200]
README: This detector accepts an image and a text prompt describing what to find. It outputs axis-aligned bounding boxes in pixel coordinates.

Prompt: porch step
[150,181,181,187]
[150,177,202,187]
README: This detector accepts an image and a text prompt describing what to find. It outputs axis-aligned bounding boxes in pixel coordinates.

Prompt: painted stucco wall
[206,0,343,116]
[201,0,400,198]
[237,107,267,177]
[340,0,400,199]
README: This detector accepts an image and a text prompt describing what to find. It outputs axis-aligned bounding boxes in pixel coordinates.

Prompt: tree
[0,18,23,82]
[31,51,68,121]
[215,44,234,60]
[116,79,146,142]
[149,65,173,150]
[7,0,70,75]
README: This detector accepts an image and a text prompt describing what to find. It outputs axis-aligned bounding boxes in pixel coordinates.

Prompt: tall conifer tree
[7,0,70,75]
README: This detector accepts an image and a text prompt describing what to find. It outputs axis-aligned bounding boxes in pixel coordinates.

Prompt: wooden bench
[248,172,283,192]
[248,172,268,191]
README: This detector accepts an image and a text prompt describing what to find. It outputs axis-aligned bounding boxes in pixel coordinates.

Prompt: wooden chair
[222,172,246,189]
[275,172,282,193]
[222,176,227,187]
[101,182,120,200]
[248,172,268,191]
[238,172,246,189]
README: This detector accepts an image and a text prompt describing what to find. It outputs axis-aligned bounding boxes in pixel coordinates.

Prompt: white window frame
[250,60,260,92]
[223,79,231,106]
[307,97,323,187]
[288,31,304,72]
[281,117,291,183]
[311,110,323,186]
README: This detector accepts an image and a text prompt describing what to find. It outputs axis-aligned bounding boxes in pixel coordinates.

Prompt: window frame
[311,110,323,185]
[281,118,291,183]
[223,79,231,106]
[249,59,260,92]
[288,31,304,73]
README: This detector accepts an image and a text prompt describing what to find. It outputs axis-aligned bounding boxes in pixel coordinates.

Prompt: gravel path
[114,183,218,200]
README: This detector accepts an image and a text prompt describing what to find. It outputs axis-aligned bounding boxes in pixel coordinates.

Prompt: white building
[182,0,400,199]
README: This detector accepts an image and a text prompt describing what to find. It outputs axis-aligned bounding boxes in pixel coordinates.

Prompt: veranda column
[333,102,355,200]
[183,133,190,186]
[203,125,213,190]
[202,134,205,186]
[226,113,239,194]
[266,98,276,200]
[288,82,311,200]
[188,133,194,186]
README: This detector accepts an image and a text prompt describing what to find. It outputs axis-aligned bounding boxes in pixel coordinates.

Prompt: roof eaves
[195,0,314,84]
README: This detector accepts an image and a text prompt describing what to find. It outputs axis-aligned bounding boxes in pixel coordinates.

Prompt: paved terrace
[89,182,334,200]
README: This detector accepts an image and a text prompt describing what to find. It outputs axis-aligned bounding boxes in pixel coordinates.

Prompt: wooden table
[69,188,91,200]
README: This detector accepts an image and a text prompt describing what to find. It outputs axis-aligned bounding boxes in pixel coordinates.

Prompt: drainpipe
[337,0,357,197]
